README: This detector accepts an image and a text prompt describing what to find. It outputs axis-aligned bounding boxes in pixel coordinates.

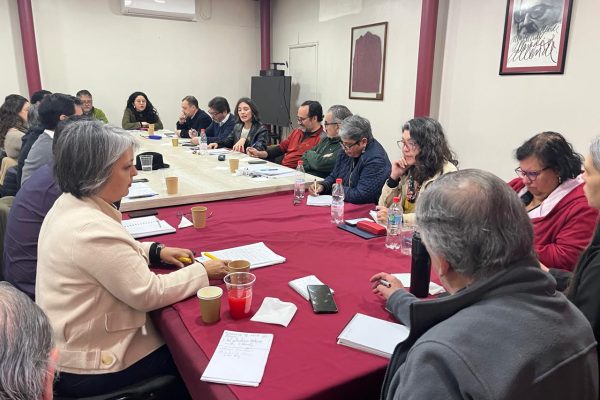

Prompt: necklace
[407,173,421,203]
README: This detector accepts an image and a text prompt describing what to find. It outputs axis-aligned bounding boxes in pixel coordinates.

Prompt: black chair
[54,375,190,400]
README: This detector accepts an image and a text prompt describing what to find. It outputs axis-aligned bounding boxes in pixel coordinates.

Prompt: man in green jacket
[302,104,352,178]
[76,89,108,123]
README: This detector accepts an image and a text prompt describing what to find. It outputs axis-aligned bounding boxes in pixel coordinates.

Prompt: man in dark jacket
[371,169,598,400]
[176,95,212,138]
[205,96,235,145]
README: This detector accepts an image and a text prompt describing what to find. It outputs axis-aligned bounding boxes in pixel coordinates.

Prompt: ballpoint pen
[176,256,193,264]
[203,252,220,260]
[313,178,317,193]
[127,194,158,199]
[378,279,392,288]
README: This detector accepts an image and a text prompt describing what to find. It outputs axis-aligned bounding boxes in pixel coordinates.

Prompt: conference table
[146,190,430,400]
[120,131,320,212]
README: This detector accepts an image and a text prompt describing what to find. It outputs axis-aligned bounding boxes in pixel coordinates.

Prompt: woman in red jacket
[509,131,598,271]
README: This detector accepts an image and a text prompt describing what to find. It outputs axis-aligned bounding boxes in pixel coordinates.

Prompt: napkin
[178,216,193,229]
[250,297,297,327]
[392,273,446,295]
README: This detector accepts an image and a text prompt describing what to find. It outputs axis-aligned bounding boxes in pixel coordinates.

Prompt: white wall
[3,0,260,128]
[1,1,28,95]
[438,0,600,180]
[271,0,421,162]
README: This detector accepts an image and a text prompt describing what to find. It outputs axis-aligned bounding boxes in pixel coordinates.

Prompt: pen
[313,178,317,193]
[378,279,391,288]
[260,168,278,171]
[203,252,220,260]
[177,256,193,264]
[127,194,157,199]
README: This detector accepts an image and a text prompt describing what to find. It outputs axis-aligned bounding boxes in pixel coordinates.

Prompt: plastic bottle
[385,197,403,250]
[331,178,345,224]
[199,129,208,155]
[293,161,305,205]
[410,231,431,298]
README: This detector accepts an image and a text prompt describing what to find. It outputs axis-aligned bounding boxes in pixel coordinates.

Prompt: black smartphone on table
[308,284,338,314]
[128,209,158,218]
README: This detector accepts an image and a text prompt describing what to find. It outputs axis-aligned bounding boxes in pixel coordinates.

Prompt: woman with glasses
[309,115,390,204]
[376,117,457,225]
[509,131,598,271]
[208,97,268,153]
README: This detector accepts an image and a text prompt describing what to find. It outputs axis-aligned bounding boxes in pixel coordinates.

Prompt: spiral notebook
[122,216,176,239]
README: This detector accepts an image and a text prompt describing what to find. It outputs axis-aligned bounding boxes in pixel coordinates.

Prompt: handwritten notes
[201,330,274,387]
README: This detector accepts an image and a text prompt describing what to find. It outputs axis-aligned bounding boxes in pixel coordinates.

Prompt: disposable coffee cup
[197,286,223,324]
[172,137,179,147]
[191,206,207,229]
[227,259,251,273]
[140,154,153,172]
[165,176,178,194]
[229,158,239,173]
[148,124,155,134]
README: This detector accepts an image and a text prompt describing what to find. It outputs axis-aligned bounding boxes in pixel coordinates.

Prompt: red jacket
[509,178,599,271]
[274,127,323,169]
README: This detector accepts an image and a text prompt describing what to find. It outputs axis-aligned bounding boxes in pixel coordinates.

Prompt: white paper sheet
[200,330,274,387]
[306,195,333,207]
[196,242,286,269]
[392,273,446,295]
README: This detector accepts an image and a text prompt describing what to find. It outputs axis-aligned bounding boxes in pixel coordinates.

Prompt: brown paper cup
[165,177,178,194]
[229,158,239,173]
[172,137,179,147]
[197,286,222,324]
[148,124,155,134]
[191,206,207,229]
[227,259,251,273]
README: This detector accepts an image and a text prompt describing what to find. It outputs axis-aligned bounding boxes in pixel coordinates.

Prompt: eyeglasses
[341,140,360,150]
[208,110,222,117]
[514,167,549,181]
[397,139,418,150]
[324,121,339,128]
[296,116,310,123]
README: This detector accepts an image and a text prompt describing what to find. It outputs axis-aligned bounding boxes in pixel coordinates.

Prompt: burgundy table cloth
[146,191,426,399]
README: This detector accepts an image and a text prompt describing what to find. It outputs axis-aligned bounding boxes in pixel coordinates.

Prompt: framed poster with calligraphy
[349,22,388,100]
[500,0,573,75]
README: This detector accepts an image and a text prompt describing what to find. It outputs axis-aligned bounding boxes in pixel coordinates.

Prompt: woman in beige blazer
[376,117,457,225]
[36,119,228,398]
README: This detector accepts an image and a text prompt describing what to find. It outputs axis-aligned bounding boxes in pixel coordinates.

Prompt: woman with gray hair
[550,135,600,377]
[36,119,228,397]
[309,114,391,204]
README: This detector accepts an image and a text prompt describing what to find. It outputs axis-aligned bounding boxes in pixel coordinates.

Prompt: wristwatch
[149,242,165,265]
[156,243,165,260]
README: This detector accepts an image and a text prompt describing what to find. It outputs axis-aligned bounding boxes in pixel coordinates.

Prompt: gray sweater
[382,265,598,400]
[21,131,53,186]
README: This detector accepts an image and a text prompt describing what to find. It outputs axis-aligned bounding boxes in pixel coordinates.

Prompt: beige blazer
[36,194,209,374]
[378,161,457,225]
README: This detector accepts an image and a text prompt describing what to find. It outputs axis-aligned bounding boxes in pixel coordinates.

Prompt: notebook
[392,273,446,295]
[306,195,333,207]
[201,330,273,387]
[122,216,176,239]
[288,275,334,301]
[337,313,409,358]
[196,242,286,269]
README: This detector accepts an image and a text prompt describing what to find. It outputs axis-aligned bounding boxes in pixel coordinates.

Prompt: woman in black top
[121,91,163,130]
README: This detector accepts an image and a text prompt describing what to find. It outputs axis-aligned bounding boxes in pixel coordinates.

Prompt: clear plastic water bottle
[293,160,305,205]
[199,128,208,155]
[385,197,403,250]
[331,178,344,224]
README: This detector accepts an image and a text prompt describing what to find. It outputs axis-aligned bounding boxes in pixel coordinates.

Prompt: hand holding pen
[369,272,404,300]
[308,180,324,196]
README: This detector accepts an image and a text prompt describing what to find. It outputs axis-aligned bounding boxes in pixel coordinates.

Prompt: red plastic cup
[224,272,256,319]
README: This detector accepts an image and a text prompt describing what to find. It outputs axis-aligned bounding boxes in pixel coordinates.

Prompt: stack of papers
[392,273,446,295]
[288,275,334,301]
[201,330,274,387]
[207,148,231,155]
[125,182,158,199]
[337,313,409,358]
[306,195,332,207]
[196,242,286,269]
[122,216,176,239]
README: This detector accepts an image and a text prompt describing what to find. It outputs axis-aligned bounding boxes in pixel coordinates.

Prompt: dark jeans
[54,345,190,398]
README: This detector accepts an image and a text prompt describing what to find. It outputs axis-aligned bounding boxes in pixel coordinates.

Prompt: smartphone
[307,285,338,314]
[248,160,267,164]
[128,209,158,218]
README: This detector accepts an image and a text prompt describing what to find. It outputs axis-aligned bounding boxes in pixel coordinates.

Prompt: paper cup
[191,206,207,229]
[229,158,239,173]
[172,137,179,147]
[197,286,223,324]
[148,124,155,134]
[227,259,251,273]
[165,176,178,194]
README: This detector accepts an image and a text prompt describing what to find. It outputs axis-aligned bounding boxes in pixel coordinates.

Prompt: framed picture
[500,0,573,75]
[349,22,388,100]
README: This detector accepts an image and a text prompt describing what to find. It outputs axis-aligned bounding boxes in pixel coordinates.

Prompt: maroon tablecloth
[147,191,426,400]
